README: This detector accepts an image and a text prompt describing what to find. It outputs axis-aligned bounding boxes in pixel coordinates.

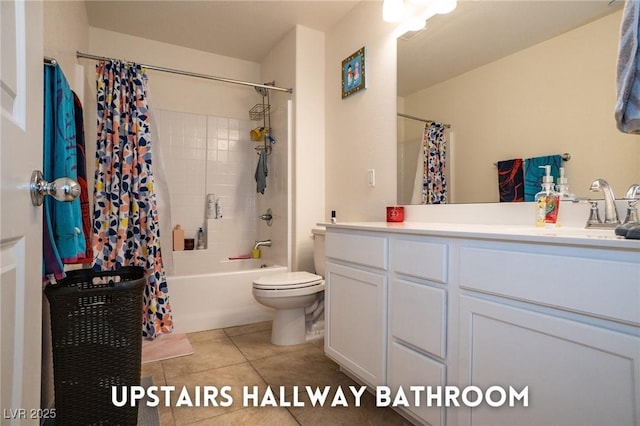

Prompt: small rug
[142,332,194,363]
[138,377,160,425]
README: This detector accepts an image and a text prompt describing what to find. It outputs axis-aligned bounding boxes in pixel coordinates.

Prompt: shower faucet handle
[259,208,273,226]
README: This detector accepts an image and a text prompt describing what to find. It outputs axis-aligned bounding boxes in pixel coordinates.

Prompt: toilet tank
[311,228,326,277]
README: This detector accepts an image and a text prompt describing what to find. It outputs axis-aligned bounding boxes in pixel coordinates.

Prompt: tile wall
[155,109,260,262]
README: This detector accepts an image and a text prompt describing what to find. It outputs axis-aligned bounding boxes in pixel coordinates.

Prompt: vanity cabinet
[457,241,640,426]
[324,231,388,387]
[458,295,639,426]
[324,224,640,426]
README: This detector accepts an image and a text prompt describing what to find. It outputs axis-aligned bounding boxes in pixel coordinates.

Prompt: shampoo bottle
[196,227,205,249]
[215,198,223,219]
[206,194,216,219]
[173,225,185,251]
[535,165,560,228]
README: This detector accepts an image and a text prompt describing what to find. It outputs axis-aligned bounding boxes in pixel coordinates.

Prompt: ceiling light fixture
[389,0,457,37]
[383,0,405,22]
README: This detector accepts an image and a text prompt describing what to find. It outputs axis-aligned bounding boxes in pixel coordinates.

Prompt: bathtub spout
[254,239,272,250]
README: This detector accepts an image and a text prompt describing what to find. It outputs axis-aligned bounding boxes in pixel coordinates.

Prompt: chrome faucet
[254,239,272,250]
[587,179,620,228]
[623,184,640,224]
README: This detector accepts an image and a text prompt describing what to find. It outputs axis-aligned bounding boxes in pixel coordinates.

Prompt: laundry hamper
[45,266,146,425]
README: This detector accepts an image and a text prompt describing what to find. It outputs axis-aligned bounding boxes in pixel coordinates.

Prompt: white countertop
[324,221,640,250]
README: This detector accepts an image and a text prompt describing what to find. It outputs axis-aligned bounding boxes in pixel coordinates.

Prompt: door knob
[30,170,80,206]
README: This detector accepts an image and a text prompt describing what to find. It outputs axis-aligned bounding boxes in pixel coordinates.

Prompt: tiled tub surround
[155,109,259,262]
[324,220,640,426]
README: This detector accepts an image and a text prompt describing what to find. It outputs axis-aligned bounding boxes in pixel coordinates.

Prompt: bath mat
[142,332,194,363]
[138,377,160,425]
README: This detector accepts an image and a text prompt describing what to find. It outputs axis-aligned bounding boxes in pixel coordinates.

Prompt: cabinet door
[388,341,446,426]
[325,261,387,387]
[458,295,640,426]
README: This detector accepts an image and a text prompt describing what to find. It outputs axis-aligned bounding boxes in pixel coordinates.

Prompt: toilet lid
[253,271,323,289]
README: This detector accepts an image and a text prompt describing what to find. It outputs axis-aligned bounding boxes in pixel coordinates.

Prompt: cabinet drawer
[390,279,446,359]
[326,232,387,270]
[388,341,445,426]
[459,246,640,325]
[392,239,448,283]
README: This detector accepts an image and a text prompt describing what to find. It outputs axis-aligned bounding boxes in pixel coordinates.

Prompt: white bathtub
[167,252,285,333]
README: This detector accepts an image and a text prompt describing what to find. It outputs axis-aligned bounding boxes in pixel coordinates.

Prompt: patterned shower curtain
[93,60,173,339]
[420,122,448,204]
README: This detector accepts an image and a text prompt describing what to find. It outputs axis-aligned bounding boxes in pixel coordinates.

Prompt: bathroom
[3,0,640,424]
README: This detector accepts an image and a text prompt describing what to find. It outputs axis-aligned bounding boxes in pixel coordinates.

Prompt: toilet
[252,228,325,345]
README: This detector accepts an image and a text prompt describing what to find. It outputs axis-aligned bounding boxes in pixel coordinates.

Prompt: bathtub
[167,251,286,333]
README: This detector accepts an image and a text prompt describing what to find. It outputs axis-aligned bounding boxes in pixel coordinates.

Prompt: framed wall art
[341,46,367,99]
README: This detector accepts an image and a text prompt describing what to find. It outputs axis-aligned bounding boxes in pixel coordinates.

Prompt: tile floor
[141,321,415,425]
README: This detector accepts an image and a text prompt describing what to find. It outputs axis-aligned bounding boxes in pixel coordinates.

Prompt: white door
[1,0,44,423]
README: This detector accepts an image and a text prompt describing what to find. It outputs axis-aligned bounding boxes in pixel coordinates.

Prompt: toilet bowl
[253,271,324,345]
[252,228,326,345]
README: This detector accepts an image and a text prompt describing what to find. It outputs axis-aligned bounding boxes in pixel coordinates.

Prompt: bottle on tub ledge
[196,227,206,250]
[206,193,216,219]
[173,224,185,251]
[215,198,223,219]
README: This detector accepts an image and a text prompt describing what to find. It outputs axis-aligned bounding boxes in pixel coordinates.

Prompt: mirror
[397,1,640,204]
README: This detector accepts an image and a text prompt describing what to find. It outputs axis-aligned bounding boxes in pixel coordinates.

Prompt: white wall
[258,28,295,269]
[261,25,326,273]
[325,1,399,222]
[293,26,325,272]
[400,10,640,203]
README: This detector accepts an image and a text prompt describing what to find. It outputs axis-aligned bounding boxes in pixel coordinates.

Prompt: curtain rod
[398,112,451,128]
[76,51,293,94]
[44,56,57,66]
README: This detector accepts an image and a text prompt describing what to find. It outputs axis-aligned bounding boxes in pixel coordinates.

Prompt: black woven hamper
[45,266,146,425]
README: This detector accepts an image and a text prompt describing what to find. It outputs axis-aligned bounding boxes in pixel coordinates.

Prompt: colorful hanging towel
[43,64,86,265]
[497,158,524,202]
[523,155,562,201]
[42,199,65,282]
[69,91,93,264]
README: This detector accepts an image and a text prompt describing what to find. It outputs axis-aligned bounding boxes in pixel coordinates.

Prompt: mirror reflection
[397,1,640,204]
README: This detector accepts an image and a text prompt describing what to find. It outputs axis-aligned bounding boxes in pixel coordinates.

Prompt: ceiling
[84,1,623,97]
[84,1,361,63]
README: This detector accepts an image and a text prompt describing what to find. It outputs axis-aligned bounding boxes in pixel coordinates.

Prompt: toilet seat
[253,271,323,291]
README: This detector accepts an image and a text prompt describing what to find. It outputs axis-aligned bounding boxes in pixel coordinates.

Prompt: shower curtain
[411,122,447,204]
[93,60,173,339]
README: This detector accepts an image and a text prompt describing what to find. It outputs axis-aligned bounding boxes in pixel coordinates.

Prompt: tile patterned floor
[142,321,415,425]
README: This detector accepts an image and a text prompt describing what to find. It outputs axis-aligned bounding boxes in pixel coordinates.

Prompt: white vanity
[323,220,640,426]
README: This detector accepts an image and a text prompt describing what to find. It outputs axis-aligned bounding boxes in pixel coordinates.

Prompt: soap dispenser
[535,165,560,228]
[556,167,575,201]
